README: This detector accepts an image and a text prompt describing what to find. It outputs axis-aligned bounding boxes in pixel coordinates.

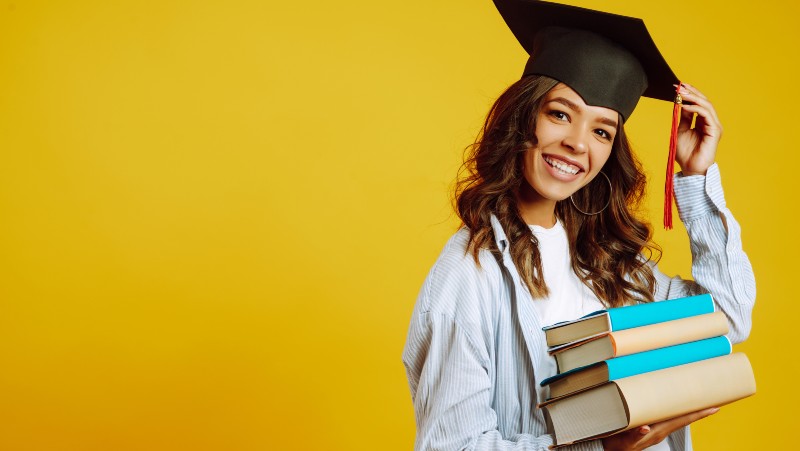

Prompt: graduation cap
[493,0,684,229]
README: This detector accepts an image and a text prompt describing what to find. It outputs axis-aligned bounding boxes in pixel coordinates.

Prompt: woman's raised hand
[674,83,722,176]
[601,407,719,451]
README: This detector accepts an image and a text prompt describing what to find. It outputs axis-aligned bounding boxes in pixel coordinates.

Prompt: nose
[562,125,589,154]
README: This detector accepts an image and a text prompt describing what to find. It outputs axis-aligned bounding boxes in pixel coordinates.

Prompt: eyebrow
[547,97,619,128]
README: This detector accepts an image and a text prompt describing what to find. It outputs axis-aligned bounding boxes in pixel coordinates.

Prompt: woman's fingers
[678,104,694,133]
[632,408,720,450]
[681,82,708,100]
[680,103,723,139]
[679,84,721,129]
[602,408,719,451]
[673,84,723,175]
[649,407,720,435]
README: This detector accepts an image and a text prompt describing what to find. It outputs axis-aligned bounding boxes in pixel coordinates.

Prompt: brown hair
[454,75,660,307]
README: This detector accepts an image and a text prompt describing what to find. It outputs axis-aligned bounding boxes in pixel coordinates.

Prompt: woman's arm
[651,83,755,344]
[652,164,756,344]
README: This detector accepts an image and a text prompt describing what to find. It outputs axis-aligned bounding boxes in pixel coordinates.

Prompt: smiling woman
[401,1,756,450]
[519,84,618,221]
[456,75,655,307]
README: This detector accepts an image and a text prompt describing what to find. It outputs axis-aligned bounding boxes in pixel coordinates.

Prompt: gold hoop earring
[570,172,612,216]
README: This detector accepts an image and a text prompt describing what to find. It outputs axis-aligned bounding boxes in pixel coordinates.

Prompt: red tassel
[664,83,682,230]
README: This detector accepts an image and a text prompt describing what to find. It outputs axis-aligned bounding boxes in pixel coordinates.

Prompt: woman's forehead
[544,84,619,122]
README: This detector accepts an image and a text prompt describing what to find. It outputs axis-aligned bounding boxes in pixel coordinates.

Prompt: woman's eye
[595,129,612,140]
[549,110,569,121]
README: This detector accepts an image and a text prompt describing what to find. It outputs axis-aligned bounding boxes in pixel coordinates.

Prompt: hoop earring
[570,172,612,216]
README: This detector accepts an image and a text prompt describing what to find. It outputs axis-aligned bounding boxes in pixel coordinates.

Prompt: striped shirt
[402,163,756,450]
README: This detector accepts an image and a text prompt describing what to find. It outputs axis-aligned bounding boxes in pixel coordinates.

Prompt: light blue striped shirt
[403,163,755,450]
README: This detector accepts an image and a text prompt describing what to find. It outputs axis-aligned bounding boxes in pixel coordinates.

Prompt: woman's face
[521,83,618,203]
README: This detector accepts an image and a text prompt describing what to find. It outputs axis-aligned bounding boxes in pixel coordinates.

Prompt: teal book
[542,293,715,347]
[540,335,732,400]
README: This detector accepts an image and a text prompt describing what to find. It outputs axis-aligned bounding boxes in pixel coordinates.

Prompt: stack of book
[539,293,756,448]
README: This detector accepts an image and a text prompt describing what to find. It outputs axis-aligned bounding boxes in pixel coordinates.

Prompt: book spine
[608,293,715,331]
[606,335,731,380]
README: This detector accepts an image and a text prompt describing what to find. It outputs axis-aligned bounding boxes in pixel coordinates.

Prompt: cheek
[533,120,561,146]
[522,148,540,176]
[592,147,613,171]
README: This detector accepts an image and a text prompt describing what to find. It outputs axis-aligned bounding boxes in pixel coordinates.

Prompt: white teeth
[544,156,580,175]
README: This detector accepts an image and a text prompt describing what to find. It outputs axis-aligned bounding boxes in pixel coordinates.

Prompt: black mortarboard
[493,0,679,122]
[493,0,685,228]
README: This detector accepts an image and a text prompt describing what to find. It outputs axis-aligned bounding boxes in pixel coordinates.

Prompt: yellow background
[0,0,793,449]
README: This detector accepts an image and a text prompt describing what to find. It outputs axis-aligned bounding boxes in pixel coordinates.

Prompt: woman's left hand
[674,83,722,176]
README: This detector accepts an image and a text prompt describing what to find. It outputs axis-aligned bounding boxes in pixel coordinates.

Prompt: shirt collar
[489,213,509,254]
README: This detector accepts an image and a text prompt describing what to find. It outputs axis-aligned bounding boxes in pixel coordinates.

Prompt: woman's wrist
[680,169,708,177]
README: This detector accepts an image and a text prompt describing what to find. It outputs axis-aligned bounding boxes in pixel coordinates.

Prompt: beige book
[542,294,715,348]
[541,353,756,447]
[551,312,729,373]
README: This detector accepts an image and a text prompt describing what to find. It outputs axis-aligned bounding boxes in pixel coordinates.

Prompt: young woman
[402,2,755,450]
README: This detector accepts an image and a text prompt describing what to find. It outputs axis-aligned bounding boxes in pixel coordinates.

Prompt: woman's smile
[542,153,584,179]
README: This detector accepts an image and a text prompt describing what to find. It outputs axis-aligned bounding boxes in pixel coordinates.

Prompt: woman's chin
[522,185,574,204]
[535,179,580,201]
[544,191,574,203]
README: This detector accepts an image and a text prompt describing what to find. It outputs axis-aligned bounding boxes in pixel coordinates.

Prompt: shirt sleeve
[650,163,756,344]
[403,310,603,451]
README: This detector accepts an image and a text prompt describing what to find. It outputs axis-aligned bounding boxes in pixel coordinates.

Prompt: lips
[543,154,585,175]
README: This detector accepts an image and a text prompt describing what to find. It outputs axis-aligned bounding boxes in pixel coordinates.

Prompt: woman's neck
[517,186,557,228]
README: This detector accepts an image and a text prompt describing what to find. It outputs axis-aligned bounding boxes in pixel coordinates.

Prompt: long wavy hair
[455,75,661,307]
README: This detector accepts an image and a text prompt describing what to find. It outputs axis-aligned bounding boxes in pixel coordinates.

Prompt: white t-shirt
[529,220,670,451]
[528,220,605,328]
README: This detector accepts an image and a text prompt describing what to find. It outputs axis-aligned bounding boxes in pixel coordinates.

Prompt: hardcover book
[542,293,716,347]
[541,353,756,447]
[549,311,729,373]
[541,335,732,399]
